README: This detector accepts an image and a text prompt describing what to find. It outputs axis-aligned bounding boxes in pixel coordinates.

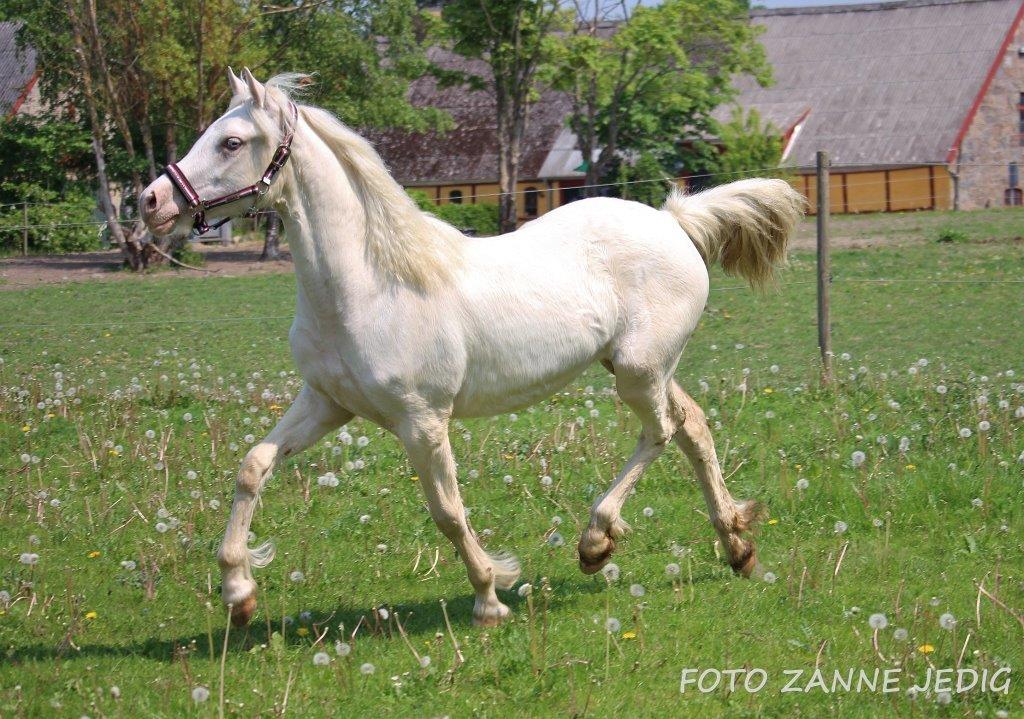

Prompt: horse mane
[265,75,465,290]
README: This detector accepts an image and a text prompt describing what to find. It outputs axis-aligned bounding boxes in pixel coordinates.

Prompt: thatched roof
[372,0,1022,182]
[0,22,37,117]
[367,47,575,185]
[738,0,1023,168]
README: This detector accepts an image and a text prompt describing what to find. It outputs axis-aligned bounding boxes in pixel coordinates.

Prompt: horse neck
[275,125,380,315]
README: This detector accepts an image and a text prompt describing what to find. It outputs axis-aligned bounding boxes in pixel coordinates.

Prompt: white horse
[140,69,804,628]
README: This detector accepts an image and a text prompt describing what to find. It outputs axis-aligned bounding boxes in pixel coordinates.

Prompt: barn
[372,0,1024,217]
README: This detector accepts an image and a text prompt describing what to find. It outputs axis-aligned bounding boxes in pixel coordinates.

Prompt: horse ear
[227,66,247,98]
[241,67,266,109]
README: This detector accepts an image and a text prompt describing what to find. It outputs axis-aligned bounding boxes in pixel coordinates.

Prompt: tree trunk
[260,212,282,261]
[496,92,518,234]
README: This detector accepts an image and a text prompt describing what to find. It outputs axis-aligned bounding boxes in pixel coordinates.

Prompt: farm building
[0,21,40,119]
[372,0,1024,217]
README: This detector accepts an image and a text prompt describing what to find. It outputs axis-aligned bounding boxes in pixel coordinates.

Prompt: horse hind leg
[578,365,675,574]
[668,381,764,577]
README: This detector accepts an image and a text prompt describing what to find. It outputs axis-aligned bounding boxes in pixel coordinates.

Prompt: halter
[164,101,298,235]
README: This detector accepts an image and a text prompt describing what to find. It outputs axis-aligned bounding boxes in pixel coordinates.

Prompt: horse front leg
[219,386,352,627]
[399,414,520,627]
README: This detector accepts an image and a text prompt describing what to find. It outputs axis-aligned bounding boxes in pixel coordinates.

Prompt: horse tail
[662,178,805,289]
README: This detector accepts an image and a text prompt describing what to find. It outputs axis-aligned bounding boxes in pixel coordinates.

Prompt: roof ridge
[752,0,1010,18]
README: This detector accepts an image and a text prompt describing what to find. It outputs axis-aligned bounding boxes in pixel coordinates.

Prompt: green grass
[793,205,1024,246]
[0,238,1022,718]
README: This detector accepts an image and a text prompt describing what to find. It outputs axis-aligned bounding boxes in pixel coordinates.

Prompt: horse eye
[223,137,243,151]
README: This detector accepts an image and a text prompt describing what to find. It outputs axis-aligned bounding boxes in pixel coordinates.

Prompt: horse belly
[452,298,615,418]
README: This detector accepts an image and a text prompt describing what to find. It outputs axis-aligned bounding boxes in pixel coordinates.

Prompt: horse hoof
[578,536,616,575]
[730,545,760,579]
[473,600,510,628]
[230,594,257,627]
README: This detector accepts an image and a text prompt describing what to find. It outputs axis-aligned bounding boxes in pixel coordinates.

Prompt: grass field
[0,236,1022,718]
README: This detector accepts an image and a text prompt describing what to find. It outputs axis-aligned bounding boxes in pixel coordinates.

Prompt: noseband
[163,101,298,235]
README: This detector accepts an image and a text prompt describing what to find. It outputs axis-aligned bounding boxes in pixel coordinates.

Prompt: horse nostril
[144,191,158,212]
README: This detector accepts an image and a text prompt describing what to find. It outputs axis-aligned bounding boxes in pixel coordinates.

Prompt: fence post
[816,150,832,384]
[22,202,28,256]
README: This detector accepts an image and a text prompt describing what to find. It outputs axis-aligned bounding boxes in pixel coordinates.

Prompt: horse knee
[237,445,275,494]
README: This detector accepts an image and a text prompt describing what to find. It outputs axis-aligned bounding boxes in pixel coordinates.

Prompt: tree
[440,1,569,233]
[555,0,771,197]
[699,106,784,184]
[3,0,444,266]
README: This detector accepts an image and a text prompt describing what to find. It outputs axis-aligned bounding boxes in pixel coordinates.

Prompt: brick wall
[956,21,1024,209]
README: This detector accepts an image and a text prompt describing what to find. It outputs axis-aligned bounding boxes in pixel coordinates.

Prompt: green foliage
[616,151,673,207]
[936,226,970,244]
[0,191,101,254]
[692,105,786,188]
[170,242,207,268]
[0,115,94,204]
[554,0,772,189]
[408,189,499,235]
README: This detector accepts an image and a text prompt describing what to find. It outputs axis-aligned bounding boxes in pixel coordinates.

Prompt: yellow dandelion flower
[767,518,779,525]
[45,413,54,419]
[21,425,30,433]
[85,611,98,620]
[410,475,419,482]
[108,449,120,457]
[905,464,916,471]
[918,644,934,654]
[296,627,309,637]
[764,388,774,394]
[795,464,803,470]
[88,551,101,558]
[104,333,111,338]
[621,631,636,640]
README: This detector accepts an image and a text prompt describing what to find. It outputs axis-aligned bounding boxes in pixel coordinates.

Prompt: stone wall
[956,20,1024,209]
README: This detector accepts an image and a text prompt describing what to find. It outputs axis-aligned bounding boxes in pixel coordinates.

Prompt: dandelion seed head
[191,686,210,703]
[959,427,972,439]
[605,617,621,633]
[894,628,908,641]
[763,572,777,584]
[289,570,305,583]
[629,583,646,597]
[517,583,533,597]
[665,563,681,577]
[869,613,888,630]
[419,655,431,668]
[642,506,654,518]
[360,662,375,675]
[939,612,957,630]
[851,451,866,468]
[834,521,848,535]
[313,652,331,666]
[547,532,565,548]
[335,641,351,656]
[796,478,810,490]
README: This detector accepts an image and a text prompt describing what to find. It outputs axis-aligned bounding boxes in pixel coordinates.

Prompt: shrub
[407,190,499,236]
[935,226,969,244]
[0,194,102,254]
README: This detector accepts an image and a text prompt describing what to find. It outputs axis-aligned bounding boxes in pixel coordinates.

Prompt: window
[448,189,463,204]
[524,187,540,216]
[1005,188,1022,206]
[1019,93,1024,146]
[1010,162,1019,188]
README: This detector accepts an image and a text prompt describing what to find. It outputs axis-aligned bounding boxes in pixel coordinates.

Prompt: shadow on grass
[5,567,732,665]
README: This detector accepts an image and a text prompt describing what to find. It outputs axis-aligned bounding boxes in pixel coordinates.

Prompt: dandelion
[19,453,30,464]
[84,611,98,620]
[601,563,620,582]
[834,521,848,535]
[88,550,101,559]
[191,686,210,703]
[898,436,910,453]
[763,572,777,584]
[629,583,646,597]
[120,560,136,571]
[894,628,908,641]
[378,608,390,621]
[359,514,370,524]
[872,518,883,528]
[868,613,888,630]
[19,553,39,565]
[419,655,431,668]
[356,436,369,448]
[918,644,934,654]
[154,522,168,534]
[851,451,866,468]
[517,583,533,597]
[665,563,681,577]
[335,641,351,657]
[209,499,220,510]
[289,570,305,583]
[360,662,375,675]
[605,617,621,633]
[971,498,983,508]
[642,506,654,518]
[503,475,514,485]
[978,420,990,432]
[145,429,156,440]
[939,612,957,630]
[313,652,331,666]
[936,384,948,395]
[770,364,780,374]
[936,691,952,706]
[109,686,120,699]
[958,427,972,438]
[540,475,553,487]
[186,470,198,481]
[796,478,809,490]
[547,532,565,548]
